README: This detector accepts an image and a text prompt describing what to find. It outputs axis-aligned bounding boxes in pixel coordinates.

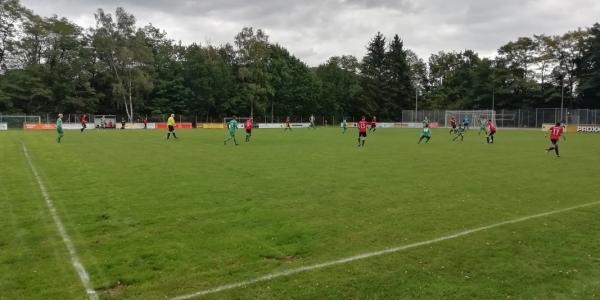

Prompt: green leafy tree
[553,29,590,108]
[0,66,51,112]
[577,23,600,108]
[315,55,362,117]
[92,7,154,121]
[406,50,428,103]
[182,44,238,119]
[267,44,319,118]
[234,27,272,117]
[0,0,27,70]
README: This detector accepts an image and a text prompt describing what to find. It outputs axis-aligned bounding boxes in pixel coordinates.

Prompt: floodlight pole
[560,77,565,122]
[415,87,418,122]
[492,65,496,121]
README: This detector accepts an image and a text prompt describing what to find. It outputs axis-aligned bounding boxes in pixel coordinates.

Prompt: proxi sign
[577,125,600,133]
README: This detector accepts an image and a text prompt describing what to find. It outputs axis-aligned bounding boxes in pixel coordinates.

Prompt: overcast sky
[21,0,600,66]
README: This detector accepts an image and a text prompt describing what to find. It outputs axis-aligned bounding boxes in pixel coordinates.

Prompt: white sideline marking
[172,200,600,300]
[21,143,98,300]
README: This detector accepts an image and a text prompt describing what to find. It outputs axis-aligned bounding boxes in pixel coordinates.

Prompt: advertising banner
[258,123,283,129]
[542,123,579,133]
[118,123,156,129]
[23,123,98,130]
[200,123,225,129]
[377,122,395,128]
[541,123,555,132]
[0,123,6,131]
[576,125,600,133]
[155,122,193,129]
[405,122,424,128]
[258,123,310,129]
[341,122,439,129]
[23,123,56,130]
[394,122,439,129]
[63,123,95,130]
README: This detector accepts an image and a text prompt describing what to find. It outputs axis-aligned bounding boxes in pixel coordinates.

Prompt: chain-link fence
[3,109,600,129]
[402,109,600,128]
[0,114,42,128]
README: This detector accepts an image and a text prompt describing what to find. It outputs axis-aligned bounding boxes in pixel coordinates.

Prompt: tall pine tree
[360,32,387,117]
[386,35,413,116]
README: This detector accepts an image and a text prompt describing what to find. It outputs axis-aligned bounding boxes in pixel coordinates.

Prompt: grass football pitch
[1,127,600,299]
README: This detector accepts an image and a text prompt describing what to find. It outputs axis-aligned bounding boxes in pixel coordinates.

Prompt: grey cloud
[20,0,600,66]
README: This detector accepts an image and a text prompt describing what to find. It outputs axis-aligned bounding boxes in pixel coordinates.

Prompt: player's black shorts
[452,124,457,129]
[168,125,175,132]
[551,138,558,145]
[463,122,469,127]
[489,130,496,136]
[359,132,367,138]
[246,129,252,134]
[371,123,376,128]
[81,123,86,128]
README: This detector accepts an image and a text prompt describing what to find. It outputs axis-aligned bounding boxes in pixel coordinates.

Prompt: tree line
[0,0,598,121]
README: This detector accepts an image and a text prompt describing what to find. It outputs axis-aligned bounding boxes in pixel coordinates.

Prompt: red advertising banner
[23,123,56,130]
[155,123,193,129]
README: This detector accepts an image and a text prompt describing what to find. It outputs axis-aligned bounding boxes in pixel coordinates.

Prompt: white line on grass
[21,143,98,300]
[172,200,600,300]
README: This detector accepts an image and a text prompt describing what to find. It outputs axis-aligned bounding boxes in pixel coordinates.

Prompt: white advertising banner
[258,123,310,129]
[344,122,395,128]
[377,122,395,128]
[577,125,600,133]
[121,123,156,129]
[0,123,7,131]
[405,122,424,128]
[62,123,96,130]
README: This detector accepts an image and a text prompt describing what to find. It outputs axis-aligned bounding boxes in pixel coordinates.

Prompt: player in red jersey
[143,116,148,129]
[545,122,566,157]
[79,114,87,132]
[357,116,368,147]
[369,116,377,133]
[486,119,496,144]
[449,116,457,134]
[245,117,254,142]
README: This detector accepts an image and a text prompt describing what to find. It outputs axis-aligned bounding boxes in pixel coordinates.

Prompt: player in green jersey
[478,119,487,135]
[453,125,465,141]
[56,113,64,143]
[224,116,239,145]
[341,119,348,134]
[417,123,431,144]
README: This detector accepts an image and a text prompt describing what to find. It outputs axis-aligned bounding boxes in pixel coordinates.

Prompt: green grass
[1,127,600,299]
